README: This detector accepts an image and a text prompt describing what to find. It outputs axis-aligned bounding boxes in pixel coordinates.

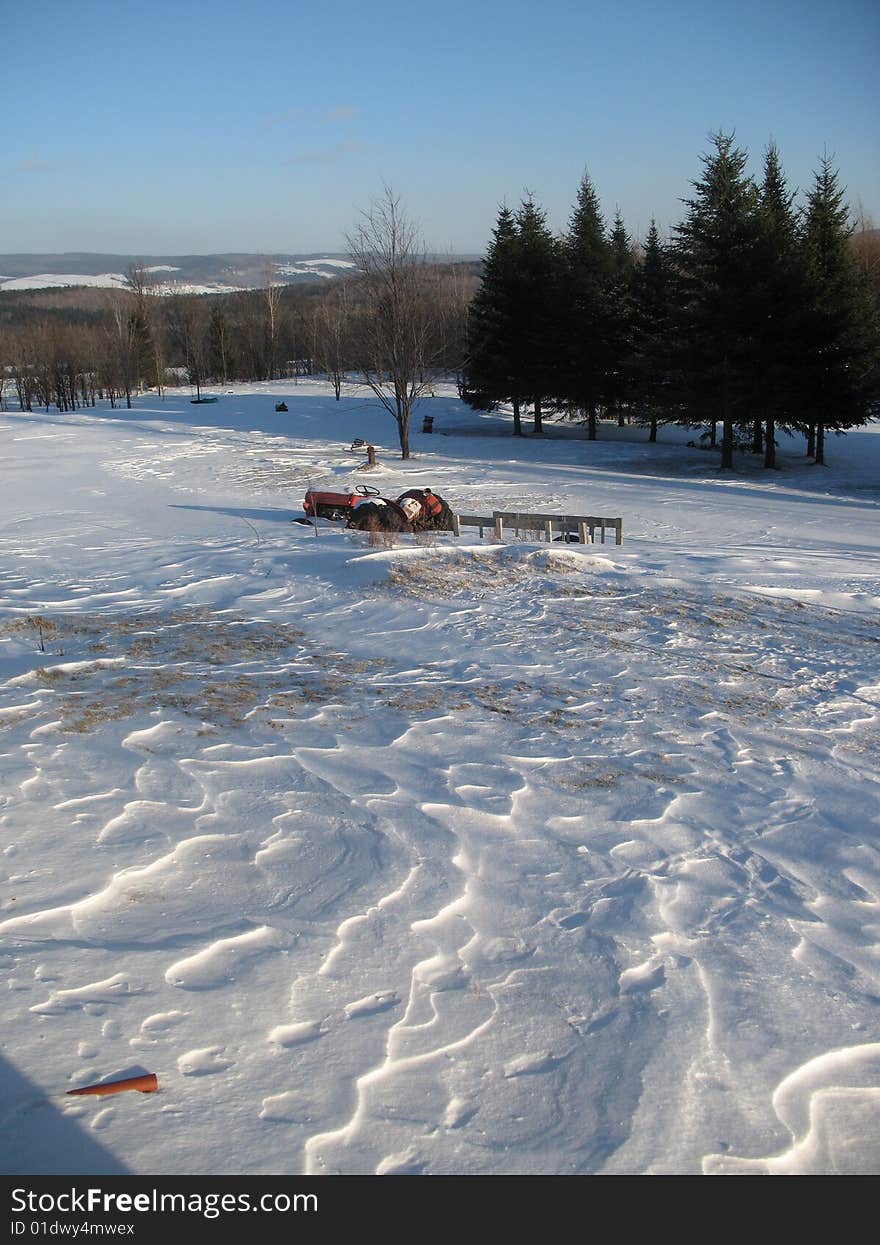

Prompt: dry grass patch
[0,610,350,735]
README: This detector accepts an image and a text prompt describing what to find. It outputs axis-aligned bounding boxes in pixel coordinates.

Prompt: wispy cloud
[17,156,51,171]
[289,140,366,166]
[323,105,359,124]
[263,108,306,129]
[264,105,357,130]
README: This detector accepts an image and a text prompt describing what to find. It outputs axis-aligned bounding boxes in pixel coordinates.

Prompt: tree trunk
[533,396,543,435]
[721,419,734,469]
[708,420,717,447]
[806,423,816,457]
[764,418,776,469]
[649,417,657,443]
[512,394,523,437]
[814,421,825,465]
[752,419,763,454]
[588,403,597,440]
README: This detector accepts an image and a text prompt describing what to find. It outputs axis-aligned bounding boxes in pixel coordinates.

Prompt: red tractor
[302,484,381,521]
[302,485,453,531]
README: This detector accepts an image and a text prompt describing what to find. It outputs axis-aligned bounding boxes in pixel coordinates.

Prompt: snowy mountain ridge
[0,253,358,295]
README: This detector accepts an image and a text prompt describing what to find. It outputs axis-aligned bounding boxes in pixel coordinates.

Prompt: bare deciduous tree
[346,188,439,458]
[263,258,284,380]
[126,264,164,395]
[106,294,138,408]
[851,202,880,301]
[314,281,352,399]
[166,296,212,400]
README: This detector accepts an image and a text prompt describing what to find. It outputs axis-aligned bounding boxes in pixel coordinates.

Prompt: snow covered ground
[0,256,355,294]
[1,380,878,1176]
[0,273,247,296]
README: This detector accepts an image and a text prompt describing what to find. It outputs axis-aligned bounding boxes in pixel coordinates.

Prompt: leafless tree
[433,260,478,395]
[106,295,139,408]
[314,280,352,399]
[126,264,164,394]
[263,258,284,380]
[851,202,880,300]
[166,296,212,399]
[346,188,440,458]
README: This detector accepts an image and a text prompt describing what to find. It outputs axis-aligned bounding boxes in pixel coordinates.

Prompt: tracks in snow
[1,542,878,1173]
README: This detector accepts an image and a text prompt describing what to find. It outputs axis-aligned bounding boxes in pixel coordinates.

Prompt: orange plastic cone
[67,1072,158,1097]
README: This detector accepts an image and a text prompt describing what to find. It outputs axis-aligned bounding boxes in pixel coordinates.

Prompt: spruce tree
[604,210,637,426]
[631,220,674,441]
[799,155,880,464]
[464,205,527,434]
[559,171,610,439]
[673,132,763,468]
[514,195,561,434]
[752,143,808,468]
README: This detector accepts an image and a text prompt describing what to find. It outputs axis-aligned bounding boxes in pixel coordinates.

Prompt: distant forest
[2,133,878,468]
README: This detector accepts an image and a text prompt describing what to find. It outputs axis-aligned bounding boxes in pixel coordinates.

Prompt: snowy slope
[0,272,131,292]
[0,255,356,294]
[0,382,878,1176]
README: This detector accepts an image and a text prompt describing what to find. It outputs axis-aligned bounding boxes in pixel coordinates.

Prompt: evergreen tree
[514,195,561,434]
[752,143,807,468]
[799,155,880,464]
[604,209,637,425]
[630,219,675,441]
[673,132,763,468]
[464,204,527,435]
[559,171,610,439]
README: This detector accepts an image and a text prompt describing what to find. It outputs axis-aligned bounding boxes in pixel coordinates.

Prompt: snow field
[1,382,878,1174]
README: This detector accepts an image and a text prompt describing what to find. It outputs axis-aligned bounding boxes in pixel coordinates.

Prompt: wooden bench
[452,511,623,544]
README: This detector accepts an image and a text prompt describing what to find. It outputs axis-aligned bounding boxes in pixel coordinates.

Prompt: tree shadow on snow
[0,1052,131,1174]
[169,503,299,524]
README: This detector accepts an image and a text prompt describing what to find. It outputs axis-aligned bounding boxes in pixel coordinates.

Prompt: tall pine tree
[514,195,561,434]
[464,205,527,435]
[673,132,763,468]
[559,172,610,439]
[752,143,807,468]
[604,209,637,426]
[631,219,675,441]
[799,155,880,464]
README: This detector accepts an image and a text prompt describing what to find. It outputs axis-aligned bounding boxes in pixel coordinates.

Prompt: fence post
[494,516,504,542]
[616,519,623,545]
[578,522,590,544]
[544,520,553,543]
[452,514,461,538]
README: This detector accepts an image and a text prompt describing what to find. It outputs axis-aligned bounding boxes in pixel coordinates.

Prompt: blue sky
[4,0,878,256]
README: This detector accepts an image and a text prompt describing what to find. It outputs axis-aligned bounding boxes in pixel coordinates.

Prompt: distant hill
[0,253,360,294]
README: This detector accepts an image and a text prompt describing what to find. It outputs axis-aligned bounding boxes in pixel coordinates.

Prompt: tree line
[0,253,476,428]
[2,133,878,466]
[465,133,880,466]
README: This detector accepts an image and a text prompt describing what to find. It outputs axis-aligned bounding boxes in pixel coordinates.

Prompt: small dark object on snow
[422,416,434,433]
[275,402,288,412]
